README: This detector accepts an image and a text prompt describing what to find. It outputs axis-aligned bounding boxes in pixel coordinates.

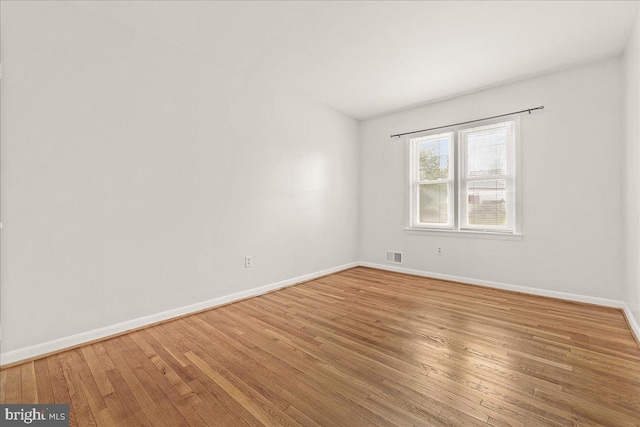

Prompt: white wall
[624,10,640,328]
[0,2,359,354]
[360,59,623,300]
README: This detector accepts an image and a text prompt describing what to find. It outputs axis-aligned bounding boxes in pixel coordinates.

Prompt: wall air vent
[385,251,403,264]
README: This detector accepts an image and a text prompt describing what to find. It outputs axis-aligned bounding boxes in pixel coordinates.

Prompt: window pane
[418,136,450,181]
[419,183,448,224]
[466,127,508,178]
[466,180,507,227]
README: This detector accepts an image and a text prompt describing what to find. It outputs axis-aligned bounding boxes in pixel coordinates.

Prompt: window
[408,118,519,235]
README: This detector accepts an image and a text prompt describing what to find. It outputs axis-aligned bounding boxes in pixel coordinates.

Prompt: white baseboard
[3,260,638,366]
[363,261,640,347]
[359,262,626,308]
[622,302,640,346]
[362,262,640,345]
[0,262,358,366]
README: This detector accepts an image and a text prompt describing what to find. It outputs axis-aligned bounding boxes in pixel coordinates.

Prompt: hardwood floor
[2,267,640,426]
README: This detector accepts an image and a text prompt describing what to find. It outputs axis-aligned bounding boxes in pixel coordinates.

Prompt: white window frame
[409,132,454,229]
[406,115,522,239]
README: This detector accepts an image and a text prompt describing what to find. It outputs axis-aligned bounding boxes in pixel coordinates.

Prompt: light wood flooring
[1,267,640,426]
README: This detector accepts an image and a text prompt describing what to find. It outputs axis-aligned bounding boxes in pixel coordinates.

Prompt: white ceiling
[73,1,639,120]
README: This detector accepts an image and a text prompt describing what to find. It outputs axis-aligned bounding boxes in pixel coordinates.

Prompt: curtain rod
[390,105,544,138]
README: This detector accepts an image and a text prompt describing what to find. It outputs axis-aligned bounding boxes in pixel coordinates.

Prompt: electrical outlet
[437,246,443,255]
[245,256,253,268]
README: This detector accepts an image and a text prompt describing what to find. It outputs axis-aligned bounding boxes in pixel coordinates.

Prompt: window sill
[404,228,523,241]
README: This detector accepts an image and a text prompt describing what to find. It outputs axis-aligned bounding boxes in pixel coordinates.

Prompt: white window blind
[460,121,515,232]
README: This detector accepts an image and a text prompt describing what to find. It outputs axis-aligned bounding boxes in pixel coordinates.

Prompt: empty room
[1,1,640,426]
